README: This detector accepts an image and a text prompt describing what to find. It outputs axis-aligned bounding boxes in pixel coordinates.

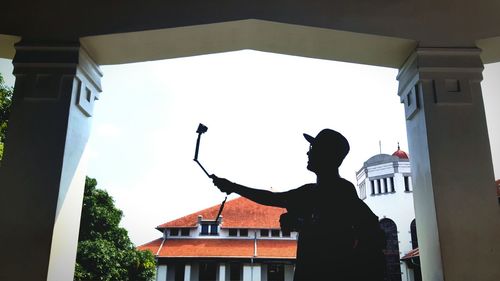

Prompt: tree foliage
[0,73,13,161]
[75,177,156,281]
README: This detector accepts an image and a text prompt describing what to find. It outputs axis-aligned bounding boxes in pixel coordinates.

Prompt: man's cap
[303,128,350,161]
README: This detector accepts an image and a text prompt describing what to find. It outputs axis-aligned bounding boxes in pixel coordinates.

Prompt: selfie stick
[193,123,227,223]
[194,123,210,177]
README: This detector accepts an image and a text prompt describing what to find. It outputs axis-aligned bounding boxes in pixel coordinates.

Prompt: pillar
[184,263,199,281]
[260,264,267,281]
[397,48,500,281]
[218,263,226,281]
[157,265,168,281]
[284,265,294,281]
[184,264,192,281]
[243,263,261,281]
[0,42,101,281]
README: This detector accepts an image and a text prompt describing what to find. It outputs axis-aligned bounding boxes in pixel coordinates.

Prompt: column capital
[397,47,484,120]
[398,47,483,78]
[12,42,102,117]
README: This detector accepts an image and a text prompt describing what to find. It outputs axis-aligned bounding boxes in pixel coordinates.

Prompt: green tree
[0,73,13,161]
[75,177,156,281]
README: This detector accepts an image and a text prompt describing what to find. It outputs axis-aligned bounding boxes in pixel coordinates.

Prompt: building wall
[164,226,298,240]
[356,155,416,281]
[157,262,293,281]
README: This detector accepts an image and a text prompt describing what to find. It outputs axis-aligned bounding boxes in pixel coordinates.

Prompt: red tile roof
[157,197,287,229]
[139,238,297,259]
[138,238,163,255]
[401,248,419,260]
[257,239,297,258]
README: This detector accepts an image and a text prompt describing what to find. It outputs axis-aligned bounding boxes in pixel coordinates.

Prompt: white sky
[0,51,498,246]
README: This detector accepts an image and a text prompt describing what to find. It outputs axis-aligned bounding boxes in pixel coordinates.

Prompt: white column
[184,264,191,281]
[284,265,294,281]
[218,263,226,281]
[252,264,261,281]
[0,42,101,281]
[260,264,267,281]
[184,263,199,281]
[397,47,500,281]
[243,265,252,281]
[243,263,262,281]
[157,265,168,281]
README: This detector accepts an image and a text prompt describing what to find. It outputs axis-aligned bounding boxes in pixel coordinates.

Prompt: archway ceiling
[2,0,500,67]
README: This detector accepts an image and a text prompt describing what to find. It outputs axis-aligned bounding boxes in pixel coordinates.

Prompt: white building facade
[356,147,419,281]
[139,197,297,281]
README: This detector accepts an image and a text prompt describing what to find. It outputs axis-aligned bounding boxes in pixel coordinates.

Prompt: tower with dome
[356,145,420,281]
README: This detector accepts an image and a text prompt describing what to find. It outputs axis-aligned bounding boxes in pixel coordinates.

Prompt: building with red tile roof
[138,197,297,281]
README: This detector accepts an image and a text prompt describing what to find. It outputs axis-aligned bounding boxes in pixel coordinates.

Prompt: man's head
[304,129,350,173]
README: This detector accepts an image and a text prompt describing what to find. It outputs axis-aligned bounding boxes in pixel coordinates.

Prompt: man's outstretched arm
[211,175,288,208]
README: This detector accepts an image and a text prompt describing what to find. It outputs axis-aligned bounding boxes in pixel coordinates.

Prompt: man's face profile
[306,144,322,173]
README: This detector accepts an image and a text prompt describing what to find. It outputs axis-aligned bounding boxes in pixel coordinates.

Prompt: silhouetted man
[212,129,385,281]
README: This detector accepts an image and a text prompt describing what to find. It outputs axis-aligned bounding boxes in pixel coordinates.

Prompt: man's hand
[211,175,235,195]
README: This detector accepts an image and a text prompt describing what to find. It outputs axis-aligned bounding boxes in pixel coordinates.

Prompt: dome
[365,154,398,166]
[392,144,409,159]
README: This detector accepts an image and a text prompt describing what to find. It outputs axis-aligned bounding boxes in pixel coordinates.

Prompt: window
[371,180,375,195]
[410,219,418,249]
[201,224,209,235]
[230,263,242,281]
[383,178,388,193]
[209,224,218,235]
[180,228,190,236]
[267,264,285,281]
[174,263,185,281]
[377,179,382,194]
[404,176,411,192]
[282,230,291,237]
[239,229,248,237]
[229,229,238,236]
[199,262,217,281]
[170,228,179,236]
[271,229,280,237]
[201,223,218,235]
[390,177,395,193]
[380,218,402,281]
[260,229,269,237]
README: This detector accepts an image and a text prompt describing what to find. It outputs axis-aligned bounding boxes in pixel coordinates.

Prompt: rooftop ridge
[157,196,286,230]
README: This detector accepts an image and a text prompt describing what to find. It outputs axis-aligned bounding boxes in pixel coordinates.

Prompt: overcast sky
[0,51,498,246]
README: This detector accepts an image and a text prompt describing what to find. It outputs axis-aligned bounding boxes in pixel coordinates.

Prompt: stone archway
[1,5,500,280]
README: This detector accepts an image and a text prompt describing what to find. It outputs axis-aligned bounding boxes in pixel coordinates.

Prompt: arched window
[410,219,418,249]
[380,218,402,281]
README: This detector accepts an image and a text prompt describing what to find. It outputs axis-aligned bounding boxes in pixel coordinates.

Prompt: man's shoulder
[299,183,316,190]
[338,177,356,188]
[332,177,357,197]
[282,183,316,197]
